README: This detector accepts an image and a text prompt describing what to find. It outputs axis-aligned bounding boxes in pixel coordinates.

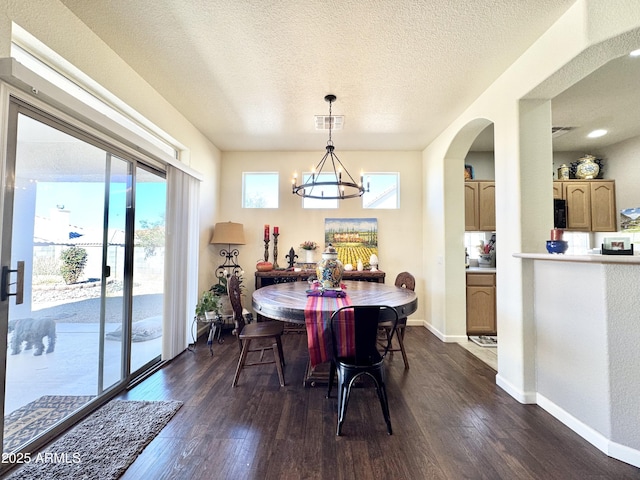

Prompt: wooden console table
[255,269,385,289]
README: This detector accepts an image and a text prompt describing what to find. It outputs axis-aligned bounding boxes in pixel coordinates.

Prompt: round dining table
[252,280,418,387]
[252,280,418,324]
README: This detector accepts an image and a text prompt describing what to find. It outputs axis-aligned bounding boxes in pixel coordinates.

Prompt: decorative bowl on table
[256,261,273,272]
[546,240,568,254]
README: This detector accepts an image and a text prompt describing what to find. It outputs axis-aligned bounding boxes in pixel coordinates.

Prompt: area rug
[5,399,182,480]
[469,335,498,347]
[4,395,95,452]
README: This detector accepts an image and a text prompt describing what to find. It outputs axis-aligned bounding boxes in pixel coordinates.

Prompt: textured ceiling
[470,51,640,152]
[59,0,583,152]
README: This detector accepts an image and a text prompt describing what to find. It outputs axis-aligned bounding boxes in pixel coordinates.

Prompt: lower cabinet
[466,271,496,336]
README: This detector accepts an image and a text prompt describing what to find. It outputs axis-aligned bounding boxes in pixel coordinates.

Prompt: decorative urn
[316,244,344,290]
[575,155,600,179]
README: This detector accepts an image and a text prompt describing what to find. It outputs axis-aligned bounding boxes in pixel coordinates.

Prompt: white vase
[305,249,314,263]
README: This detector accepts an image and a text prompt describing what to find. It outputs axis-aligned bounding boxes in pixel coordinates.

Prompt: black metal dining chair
[229,274,285,387]
[326,304,399,435]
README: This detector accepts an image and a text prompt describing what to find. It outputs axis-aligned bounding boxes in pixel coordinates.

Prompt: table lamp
[210,221,246,278]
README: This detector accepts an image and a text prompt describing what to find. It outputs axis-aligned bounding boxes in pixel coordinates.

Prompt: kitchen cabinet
[466,271,496,336]
[464,181,495,231]
[590,181,617,231]
[554,180,616,232]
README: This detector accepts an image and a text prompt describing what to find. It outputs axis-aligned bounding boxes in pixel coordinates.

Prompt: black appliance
[554,199,567,229]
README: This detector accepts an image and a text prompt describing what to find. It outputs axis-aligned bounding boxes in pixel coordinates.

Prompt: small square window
[301,173,338,209]
[362,173,399,209]
[243,172,278,208]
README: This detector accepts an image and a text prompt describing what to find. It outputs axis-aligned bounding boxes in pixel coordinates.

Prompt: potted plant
[195,290,221,320]
[300,240,318,263]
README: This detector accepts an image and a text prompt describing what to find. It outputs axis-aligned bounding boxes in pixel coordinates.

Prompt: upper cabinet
[555,180,617,232]
[465,181,495,231]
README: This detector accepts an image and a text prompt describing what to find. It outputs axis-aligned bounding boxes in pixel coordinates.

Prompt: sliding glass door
[0,99,165,454]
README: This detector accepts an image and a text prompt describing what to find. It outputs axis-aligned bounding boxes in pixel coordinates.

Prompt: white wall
[0,0,222,296]
[595,135,640,213]
[219,150,425,322]
[464,151,495,180]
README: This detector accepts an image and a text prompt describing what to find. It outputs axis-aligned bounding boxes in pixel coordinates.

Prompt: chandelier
[292,95,368,199]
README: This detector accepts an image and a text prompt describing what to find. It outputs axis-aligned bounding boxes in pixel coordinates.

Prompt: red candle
[264,225,269,241]
[274,226,279,235]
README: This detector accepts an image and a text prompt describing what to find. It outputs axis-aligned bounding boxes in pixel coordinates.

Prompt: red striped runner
[304,294,354,367]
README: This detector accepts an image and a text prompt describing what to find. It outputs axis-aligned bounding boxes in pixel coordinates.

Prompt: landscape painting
[324,218,378,268]
[620,207,640,232]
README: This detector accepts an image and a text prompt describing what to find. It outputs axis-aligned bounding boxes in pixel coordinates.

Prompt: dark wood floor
[116,327,639,480]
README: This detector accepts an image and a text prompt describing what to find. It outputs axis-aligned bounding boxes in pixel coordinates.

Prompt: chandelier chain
[327,96,333,145]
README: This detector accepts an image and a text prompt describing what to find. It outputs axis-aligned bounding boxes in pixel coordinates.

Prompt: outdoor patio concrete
[5,322,161,414]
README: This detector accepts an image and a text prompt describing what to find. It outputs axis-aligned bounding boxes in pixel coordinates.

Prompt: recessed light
[630,48,640,57]
[587,129,607,138]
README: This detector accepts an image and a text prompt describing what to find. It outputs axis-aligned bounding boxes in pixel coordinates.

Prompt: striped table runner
[304,293,354,367]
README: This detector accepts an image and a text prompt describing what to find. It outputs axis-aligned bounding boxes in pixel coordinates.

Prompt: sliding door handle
[1,261,24,304]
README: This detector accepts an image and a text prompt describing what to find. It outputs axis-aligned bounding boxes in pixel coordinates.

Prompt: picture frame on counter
[602,237,634,255]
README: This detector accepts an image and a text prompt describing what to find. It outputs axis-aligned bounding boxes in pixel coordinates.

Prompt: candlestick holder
[272,232,280,269]
[263,239,270,262]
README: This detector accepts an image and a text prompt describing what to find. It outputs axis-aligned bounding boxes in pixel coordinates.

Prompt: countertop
[513,253,640,265]
[466,267,496,273]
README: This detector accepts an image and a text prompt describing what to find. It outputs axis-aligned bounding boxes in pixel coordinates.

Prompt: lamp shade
[210,222,245,245]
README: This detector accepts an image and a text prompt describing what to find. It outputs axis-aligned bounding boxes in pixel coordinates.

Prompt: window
[465,232,493,260]
[243,172,279,208]
[563,231,591,255]
[301,173,338,209]
[362,173,399,209]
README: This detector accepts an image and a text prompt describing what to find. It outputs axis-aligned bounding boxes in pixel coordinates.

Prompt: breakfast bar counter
[514,252,640,467]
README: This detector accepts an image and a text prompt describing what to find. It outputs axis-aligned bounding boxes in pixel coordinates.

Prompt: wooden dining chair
[379,272,415,369]
[229,275,285,387]
[326,304,399,435]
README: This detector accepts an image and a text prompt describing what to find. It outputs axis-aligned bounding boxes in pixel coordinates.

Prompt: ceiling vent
[552,126,576,137]
[315,115,344,130]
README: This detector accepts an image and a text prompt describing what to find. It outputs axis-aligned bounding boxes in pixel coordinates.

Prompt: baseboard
[406,318,424,327]
[609,442,640,469]
[495,374,537,404]
[537,393,640,469]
